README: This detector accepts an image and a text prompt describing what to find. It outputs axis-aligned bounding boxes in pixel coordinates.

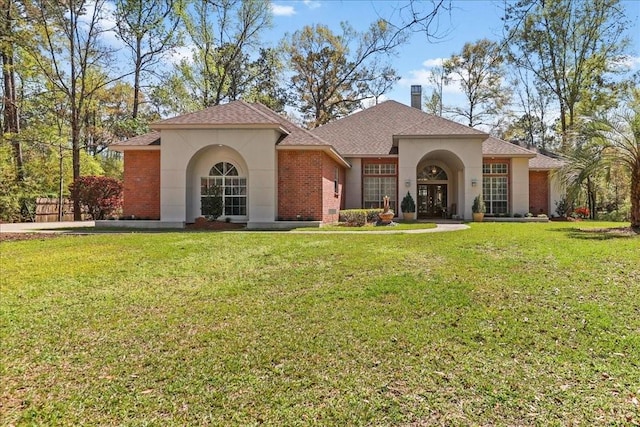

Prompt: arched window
[201,162,247,216]
[417,165,447,181]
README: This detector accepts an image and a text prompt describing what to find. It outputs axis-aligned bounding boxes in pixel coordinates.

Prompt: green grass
[1,222,639,425]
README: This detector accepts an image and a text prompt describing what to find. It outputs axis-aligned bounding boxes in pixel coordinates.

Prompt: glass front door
[417,184,447,218]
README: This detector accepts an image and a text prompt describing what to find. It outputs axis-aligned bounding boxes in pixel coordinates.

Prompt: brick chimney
[411,85,422,110]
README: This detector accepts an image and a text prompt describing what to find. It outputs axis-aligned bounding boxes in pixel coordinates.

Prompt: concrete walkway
[0,221,95,233]
[1,221,468,234]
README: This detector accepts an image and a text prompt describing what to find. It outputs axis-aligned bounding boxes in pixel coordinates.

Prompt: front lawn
[1,222,638,425]
[299,222,439,232]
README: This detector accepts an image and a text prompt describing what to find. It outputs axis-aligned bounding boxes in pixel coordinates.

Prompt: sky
[266,0,640,108]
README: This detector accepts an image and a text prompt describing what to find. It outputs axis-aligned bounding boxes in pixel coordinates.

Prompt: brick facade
[277,150,344,222]
[321,152,345,223]
[529,170,549,215]
[123,150,161,219]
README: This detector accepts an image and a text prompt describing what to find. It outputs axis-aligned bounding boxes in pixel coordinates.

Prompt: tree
[180,0,271,108]
[113,0,182,119]
[506,64,556,149]
[69,175,123,220]
[588,89,640,229]
[1,0,25,181]
[28,0,117,220]
[282,21,405,128]
[442,38,510,128]
[424,63,448,116]
[557,140,603,220]
[504,0,631,150]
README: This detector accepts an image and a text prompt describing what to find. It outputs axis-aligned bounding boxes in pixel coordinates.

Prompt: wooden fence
[35,198,88,222]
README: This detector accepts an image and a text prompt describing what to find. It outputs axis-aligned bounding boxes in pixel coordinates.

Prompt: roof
[110,101,561,171]
[311,100,488,156]
[482,136,536,158]
[110,131,161,150]
[152,101,284,129]
[529,151,565,169]
[112,101,349,167]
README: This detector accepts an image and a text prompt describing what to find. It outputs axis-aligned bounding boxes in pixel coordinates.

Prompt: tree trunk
[631,158,640,230]
[1,0,23,181]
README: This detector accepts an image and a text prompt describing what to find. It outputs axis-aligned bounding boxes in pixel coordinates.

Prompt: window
[364,163,396,175]
[483,162,508,214]
[417,165,447,181]
[334,167,339,194]
[201,162,247,216]
[363,162,397,211]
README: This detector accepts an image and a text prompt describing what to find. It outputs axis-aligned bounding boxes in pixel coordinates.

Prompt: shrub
[472,195,485,213]
[573,206,590,219]
[201,184,223,220]
[339,209,383,226]
[555,197,571,217]
[365,209,383,223]
[69,176,123,220]
[400,191,416,213]
[339,210,367,226]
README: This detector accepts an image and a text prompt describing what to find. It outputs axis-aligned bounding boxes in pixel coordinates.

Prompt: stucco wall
[398,137,484,220]
[549,173,564,217]
[344,157,361,209]
[511,157,530,215]
[160,128,279,224]
[123,150,160,219]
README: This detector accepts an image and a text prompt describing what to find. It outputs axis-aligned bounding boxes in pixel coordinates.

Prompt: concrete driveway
[0,221,95,233]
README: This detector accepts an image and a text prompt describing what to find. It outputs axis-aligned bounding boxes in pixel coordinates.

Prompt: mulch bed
[185,217,246,231]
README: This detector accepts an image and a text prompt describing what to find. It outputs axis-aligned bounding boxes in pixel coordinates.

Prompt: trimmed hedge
[339,209,383,226]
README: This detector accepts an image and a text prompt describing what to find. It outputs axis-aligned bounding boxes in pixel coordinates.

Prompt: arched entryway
[416,164,448,218]
[185,145,249,223]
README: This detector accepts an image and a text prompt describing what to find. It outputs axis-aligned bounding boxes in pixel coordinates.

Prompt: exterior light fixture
[471,179,478,187]
[405,179,411,187]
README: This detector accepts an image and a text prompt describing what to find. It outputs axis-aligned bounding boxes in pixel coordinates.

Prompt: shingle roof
[149,100,335,147]
[482,136,536,157]
[248,102,334,147]
[311,100,488,156]
[110,131,160,147]
[529,152,564,169]
[152,101,283,128]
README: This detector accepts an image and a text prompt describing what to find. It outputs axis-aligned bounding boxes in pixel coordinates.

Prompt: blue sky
[267,0,640,108]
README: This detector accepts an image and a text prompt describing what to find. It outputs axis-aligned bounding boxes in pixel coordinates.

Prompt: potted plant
[472,194,485,222]
[401,191,416,221]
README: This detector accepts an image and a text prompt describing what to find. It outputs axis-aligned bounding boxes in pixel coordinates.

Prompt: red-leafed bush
[573,206,590,219]
[69,176,123,220]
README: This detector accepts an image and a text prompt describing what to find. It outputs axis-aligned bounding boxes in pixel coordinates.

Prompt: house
[109,88,564,228]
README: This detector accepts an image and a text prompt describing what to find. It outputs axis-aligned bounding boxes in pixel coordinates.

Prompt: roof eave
[483,153,536,159]
[151,123,289,133]
[108,145,161,152]
[393,134,489,142]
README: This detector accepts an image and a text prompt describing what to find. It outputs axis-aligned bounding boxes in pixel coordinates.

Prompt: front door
[417,184,447,218]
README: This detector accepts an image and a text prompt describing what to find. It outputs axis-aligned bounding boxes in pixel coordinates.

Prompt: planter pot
[378,211,394,224]
[403,212,415,221]
[472,212,484,222]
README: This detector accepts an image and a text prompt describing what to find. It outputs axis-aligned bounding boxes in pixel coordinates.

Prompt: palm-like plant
[582,90,640,230]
